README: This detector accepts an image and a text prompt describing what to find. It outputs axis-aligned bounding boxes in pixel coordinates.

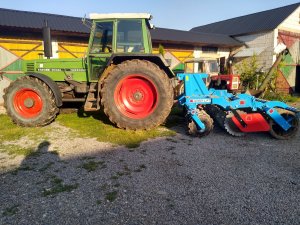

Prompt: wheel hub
[13,88,43,118]
[133,91,143,101]
[24,98,35,108]
[114,74,158,119]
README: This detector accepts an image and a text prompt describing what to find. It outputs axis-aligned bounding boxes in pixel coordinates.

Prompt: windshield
[117,20,144,53]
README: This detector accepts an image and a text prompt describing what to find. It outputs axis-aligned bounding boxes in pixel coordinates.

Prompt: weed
[80,156,96,161]
[110,175,119,180]
[166,138,178,143]
[80,161,106,172]
[134,164,147,172]
[166,146,176,151]
[105,191,118,202]
[42,175,78,197]
[100,184,108,191]
[96,200,102,205]
[39,162,54,172]
[113,183,120,188]
[2,204,19,217]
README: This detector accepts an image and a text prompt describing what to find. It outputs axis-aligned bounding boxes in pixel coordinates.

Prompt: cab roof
[89,13,152,20]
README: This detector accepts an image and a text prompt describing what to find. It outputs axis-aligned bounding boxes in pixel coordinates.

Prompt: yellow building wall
[0,37,88,60]
[0,37,44,60]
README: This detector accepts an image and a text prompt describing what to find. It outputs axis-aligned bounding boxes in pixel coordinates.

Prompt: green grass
[264,92,300,103]
[42,175,78,197]
[56,111,176,148]
[0,109,177,156]
[80,160,106,172]
[2,204,19,217]
[0,115,52,156]
[105,191,118,202]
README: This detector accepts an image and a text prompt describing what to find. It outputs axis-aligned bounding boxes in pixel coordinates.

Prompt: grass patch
[0,144,36,157]
[80,160,106,172]
[42,175,78,197]
[105,191,118,202]
[2,204,19,217]
[0,115,50,143]
[56,112,176,148]
[0,115,53,156]
[264,92,300,103]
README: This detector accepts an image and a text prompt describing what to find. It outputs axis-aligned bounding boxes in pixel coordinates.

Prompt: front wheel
[4,76,59,127]
[101,60,173,130]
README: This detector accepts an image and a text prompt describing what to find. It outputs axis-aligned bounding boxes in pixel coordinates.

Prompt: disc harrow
[177,73,299,139]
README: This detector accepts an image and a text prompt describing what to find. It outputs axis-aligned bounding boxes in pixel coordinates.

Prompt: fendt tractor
[3,13,300,139]
[4,13,174,130]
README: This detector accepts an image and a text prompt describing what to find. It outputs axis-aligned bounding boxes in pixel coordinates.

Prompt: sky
[0,0,299,30]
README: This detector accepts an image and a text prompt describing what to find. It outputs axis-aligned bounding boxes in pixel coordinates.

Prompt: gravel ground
[0,122,299,225]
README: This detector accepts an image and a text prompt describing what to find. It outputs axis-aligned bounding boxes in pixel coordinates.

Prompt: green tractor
[4,13,174,130]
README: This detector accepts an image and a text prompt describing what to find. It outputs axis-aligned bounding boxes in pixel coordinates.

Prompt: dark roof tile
[151,28,242,47]
[0,8,242,47]
[190,3,300,36]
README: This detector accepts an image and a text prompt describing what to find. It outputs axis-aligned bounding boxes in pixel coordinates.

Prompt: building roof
[190,3,300,36]
[151,28,242,47]
[0,8,241,48]
[0,8,90,34]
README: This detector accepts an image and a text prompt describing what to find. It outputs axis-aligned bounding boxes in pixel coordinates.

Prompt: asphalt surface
[0,124,299,225]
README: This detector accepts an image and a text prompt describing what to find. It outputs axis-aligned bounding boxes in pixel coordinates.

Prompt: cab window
[90,21,113,54]
[117,20,144,53]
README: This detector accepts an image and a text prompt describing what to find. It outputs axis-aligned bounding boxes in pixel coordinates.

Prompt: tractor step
[84,83,100,112]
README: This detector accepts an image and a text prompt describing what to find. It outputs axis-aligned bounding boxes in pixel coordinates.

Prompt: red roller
[232,113,270,132]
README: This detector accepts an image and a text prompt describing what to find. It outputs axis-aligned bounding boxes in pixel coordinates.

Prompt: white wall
[278,6,300,33]
[234,31,275,71]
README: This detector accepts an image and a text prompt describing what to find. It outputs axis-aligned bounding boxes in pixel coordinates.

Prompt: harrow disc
[205,105,226,129]
[269,112,299,140]
[224,111,245,137]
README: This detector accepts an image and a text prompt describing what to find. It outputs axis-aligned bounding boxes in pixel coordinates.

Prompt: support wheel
[269,112,299,140]
[4,76,59,127]
[187,110,213,137]
[101,60,173,130]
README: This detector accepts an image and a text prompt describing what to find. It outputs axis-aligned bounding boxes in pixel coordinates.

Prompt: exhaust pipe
[42,20,52,59]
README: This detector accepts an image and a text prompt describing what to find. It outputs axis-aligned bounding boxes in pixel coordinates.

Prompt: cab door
[87,21,114,82]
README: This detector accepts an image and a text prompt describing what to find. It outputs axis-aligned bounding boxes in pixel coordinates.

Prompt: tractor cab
[184,58,240,92]
[87,13,153,81]
[184,58,219,86]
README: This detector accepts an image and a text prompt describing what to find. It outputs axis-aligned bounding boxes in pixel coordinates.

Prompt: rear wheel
[4,76,59,127]
[269,112,299,140]
[101,60,173,130]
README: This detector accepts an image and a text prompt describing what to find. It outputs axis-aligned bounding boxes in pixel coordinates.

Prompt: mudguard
[27,73,62,107]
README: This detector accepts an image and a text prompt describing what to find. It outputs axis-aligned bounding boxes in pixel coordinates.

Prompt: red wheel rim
[13,88,43,118]
[114,74,158,119]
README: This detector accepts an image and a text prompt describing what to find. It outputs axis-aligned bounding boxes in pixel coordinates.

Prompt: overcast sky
[0,0,299,30]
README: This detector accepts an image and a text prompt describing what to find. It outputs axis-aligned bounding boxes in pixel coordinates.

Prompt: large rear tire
[4,76,59,127]
[101,60,173,130]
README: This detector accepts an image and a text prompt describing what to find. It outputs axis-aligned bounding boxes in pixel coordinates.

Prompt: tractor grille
[26,63,35,72]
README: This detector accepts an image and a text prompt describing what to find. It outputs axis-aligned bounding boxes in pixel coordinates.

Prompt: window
[202,46,218,53]
[117,20,144,53]
[90,21,113,54]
